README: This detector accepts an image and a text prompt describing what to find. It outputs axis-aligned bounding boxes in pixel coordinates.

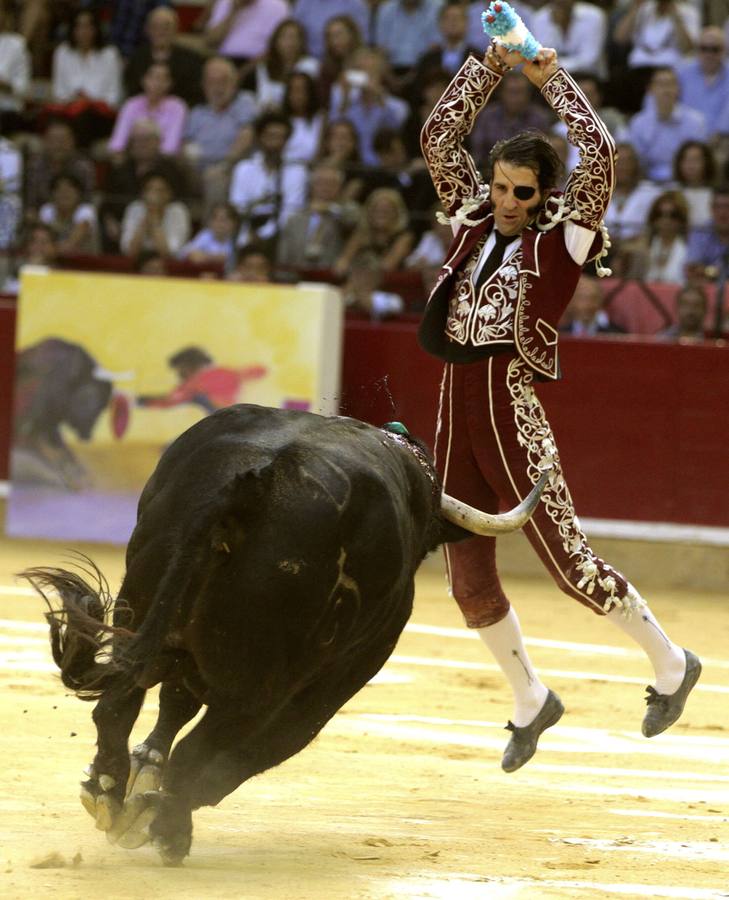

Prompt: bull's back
[137,404,404,520]
[125,405,418,617]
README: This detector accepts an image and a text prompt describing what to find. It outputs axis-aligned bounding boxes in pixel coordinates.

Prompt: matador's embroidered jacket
[417,57,617,380]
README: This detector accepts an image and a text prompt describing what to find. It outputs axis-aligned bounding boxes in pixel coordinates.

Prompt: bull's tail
[19,557,133,700]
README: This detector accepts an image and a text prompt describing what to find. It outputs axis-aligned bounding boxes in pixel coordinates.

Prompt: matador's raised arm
[420,55,501,218]
[540,68,616,231]
[420,56,617,231]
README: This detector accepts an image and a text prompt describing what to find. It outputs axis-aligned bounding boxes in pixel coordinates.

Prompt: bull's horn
[93,366,135,382]
[440,469,551,536]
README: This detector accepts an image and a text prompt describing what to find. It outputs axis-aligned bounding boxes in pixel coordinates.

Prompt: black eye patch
[514,185,537,201]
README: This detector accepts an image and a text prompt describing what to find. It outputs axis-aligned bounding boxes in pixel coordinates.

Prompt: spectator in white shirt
[612,0,699,113]
[52,9,122,108]
[229,111,308,245]
[49,8,122,146]
[39,172,99,255]
[531,0,608,79]
[239,17,320,112]
[0,0,30,130]
[121,170,191,259]
[614,0,699,71]
[671,139,716,230]
[628,190,689,283]
[282,71,327,165]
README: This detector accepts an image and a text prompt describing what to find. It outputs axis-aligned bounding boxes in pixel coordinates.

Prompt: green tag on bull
[383,421,410,437]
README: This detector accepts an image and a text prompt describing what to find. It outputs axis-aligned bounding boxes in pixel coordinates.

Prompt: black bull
[22,404,546,865]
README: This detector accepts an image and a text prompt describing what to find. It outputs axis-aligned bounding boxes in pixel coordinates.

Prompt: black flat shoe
[642,649,702,738]
[501,689,564,773]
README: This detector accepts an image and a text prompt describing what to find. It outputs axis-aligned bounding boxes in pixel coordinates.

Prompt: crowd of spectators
[0,0,728,335]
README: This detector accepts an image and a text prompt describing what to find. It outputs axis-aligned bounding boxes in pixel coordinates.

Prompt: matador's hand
[521,47,558,89]
[485,41,522,74]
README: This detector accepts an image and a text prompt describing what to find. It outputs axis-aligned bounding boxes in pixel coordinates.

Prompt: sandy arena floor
[0,537,727,900]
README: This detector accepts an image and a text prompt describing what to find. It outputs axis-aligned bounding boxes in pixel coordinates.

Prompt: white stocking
[607,591,686,694]
[477,607,549,726]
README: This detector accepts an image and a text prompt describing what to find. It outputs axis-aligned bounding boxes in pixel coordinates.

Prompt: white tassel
[601,581,645,619]
[593,221,613,277]
[436,187,491,227]
[535,196,613,277]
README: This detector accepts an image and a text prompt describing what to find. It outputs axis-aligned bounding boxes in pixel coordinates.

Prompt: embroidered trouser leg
[435,355,628,628]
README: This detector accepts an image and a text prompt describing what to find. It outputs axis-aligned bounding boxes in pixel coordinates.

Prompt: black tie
[474,230,518,293]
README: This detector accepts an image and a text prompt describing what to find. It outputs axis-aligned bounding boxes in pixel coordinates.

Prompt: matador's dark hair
[486,130,564,193]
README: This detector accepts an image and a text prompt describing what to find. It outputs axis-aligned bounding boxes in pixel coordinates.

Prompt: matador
[417,41,701,772]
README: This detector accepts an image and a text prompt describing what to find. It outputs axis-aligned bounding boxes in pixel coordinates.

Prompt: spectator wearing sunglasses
[417,43,700,774]
[678,27,729,131]
[629,190,689,283]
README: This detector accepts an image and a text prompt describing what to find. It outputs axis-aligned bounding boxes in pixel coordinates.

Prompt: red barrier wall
[2,297,728,527]
[341,323,729,528]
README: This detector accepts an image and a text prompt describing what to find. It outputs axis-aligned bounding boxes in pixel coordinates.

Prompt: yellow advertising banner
[8,270,342,543]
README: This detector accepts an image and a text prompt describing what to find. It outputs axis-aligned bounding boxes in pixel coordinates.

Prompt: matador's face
[490,161,543,236]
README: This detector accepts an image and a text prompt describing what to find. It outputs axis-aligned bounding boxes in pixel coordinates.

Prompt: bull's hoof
[101,746,166,850]
[127,743,165,797]
[79,767,122,831]
[147,792,193,866]
[112,800,157,849]
[128,764,162,800]
[155,838,188,868]
[80,781,98,819]
[95,792,121,831]
[154,827,192,867]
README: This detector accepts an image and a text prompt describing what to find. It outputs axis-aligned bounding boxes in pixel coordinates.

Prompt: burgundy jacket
[417,57,617,380]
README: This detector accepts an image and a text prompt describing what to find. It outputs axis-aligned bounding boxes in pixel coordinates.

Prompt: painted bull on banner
[12,337,121,489]
[23,404,547,865]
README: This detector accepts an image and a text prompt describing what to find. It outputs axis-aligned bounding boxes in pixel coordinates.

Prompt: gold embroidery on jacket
[445,242,520,346]
[506,358,623,604]
[420,57,502,216]
[516,272,556,378]
[540,70,616,232]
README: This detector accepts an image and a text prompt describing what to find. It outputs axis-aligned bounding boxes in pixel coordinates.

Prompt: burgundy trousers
[434,354,629,628]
